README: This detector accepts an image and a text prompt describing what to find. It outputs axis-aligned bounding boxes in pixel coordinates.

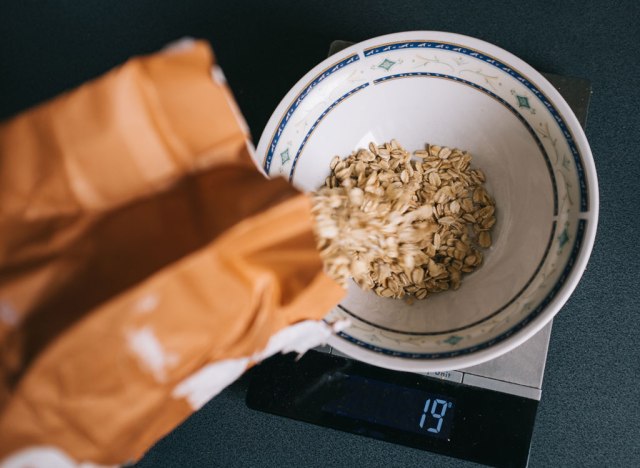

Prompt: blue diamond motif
[558,228,570,248]
[444,335,463,345]
[280,148,290,165]
[516,95,530,109]
[378,58,396,71]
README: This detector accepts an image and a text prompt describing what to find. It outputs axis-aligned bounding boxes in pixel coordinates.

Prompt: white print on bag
[252,319,350,362]
[125,326,179,383]
[133,294,159,314]
[171,319,351,410]
[0,446,116,468]
[172,358,250,410]
[0,300,19,327]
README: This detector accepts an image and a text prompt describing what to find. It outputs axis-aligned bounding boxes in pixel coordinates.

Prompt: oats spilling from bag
[312,140,496,299]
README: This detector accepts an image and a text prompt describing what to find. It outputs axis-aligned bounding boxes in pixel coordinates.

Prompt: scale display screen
[322,375,455,439]
[246,351,539,468]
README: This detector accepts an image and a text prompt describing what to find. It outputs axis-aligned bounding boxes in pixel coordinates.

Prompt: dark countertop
[2,1,639,466]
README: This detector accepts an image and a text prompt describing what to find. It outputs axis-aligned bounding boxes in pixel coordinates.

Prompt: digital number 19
[419,398,452,433]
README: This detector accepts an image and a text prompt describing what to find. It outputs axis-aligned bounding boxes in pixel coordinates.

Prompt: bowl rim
[256,30,599,372]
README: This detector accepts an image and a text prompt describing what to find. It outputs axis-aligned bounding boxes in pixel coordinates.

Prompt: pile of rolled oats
[311,140,496,300]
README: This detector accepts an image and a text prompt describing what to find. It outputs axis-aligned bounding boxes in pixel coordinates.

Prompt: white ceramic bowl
[255,31,598,372]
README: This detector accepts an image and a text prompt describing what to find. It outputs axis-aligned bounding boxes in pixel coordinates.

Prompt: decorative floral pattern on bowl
[255,31,598,372]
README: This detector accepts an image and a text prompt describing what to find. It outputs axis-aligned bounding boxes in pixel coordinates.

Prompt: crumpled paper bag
[0,39,344,466]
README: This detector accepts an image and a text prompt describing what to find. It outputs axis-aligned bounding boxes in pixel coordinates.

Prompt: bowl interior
[294,76,555,334]
[256,32,594,370]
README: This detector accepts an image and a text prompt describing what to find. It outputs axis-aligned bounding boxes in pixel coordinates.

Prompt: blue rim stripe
[289,83,369,182]
[338,218,587,359]
[263,54,360,173]
[364,41,589,212]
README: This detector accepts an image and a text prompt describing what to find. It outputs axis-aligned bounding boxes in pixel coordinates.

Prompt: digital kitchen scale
[246,41,591,468]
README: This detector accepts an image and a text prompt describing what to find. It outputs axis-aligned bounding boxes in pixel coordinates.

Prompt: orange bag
[0,40,344,465]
